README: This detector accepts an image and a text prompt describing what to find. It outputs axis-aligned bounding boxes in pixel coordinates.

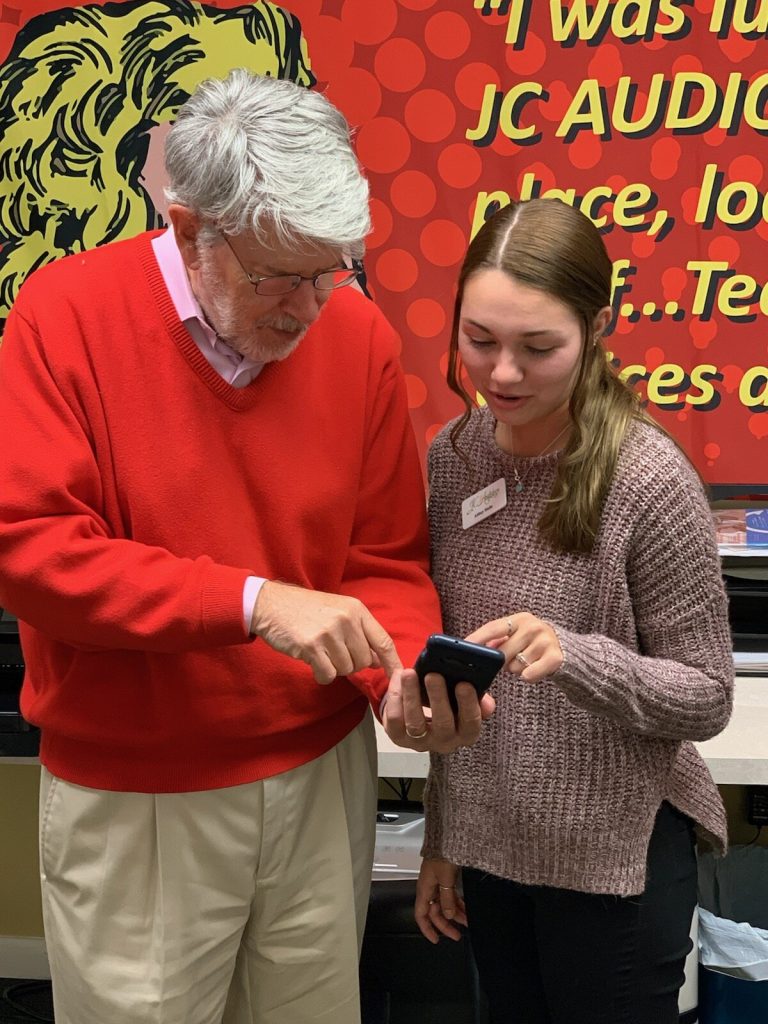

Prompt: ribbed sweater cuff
[200,563,253,645]
[551,625,608,694]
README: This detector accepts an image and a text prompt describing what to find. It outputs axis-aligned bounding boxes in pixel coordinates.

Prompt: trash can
[698,845,768,1023]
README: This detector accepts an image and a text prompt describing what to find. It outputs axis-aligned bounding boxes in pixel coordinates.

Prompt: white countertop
[696,676,768,783]
[375,675,768,783]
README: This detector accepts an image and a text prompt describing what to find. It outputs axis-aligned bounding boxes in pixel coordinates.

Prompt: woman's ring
[438,884,455,891]
[406,726,428,739]
[515,652,530,667]
[506,618,514,637]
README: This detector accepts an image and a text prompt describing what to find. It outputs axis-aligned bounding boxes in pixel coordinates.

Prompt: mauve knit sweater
[422,408,733,896]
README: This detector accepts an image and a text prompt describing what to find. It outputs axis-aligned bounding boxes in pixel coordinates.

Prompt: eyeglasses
[221,234,361,296]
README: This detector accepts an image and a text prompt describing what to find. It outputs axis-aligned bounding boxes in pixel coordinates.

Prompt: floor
[0,979,54,1023]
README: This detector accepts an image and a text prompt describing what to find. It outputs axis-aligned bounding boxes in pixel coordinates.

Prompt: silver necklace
[507,423,571,493]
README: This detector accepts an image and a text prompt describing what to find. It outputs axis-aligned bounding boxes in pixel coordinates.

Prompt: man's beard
[197,252,310,363]
[231,313,308,364]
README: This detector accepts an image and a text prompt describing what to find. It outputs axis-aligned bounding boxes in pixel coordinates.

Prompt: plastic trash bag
[698,908,768,982]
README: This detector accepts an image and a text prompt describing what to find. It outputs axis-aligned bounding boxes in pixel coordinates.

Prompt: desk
[376,675,768,784]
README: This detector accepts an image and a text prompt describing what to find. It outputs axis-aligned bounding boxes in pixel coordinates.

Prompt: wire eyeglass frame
[221,234,361,296]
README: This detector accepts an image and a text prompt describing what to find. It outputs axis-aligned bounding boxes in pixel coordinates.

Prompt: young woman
[413,199,734,1023]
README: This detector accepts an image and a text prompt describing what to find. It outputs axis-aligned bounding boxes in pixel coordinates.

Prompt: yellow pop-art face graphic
[0,0,314,329]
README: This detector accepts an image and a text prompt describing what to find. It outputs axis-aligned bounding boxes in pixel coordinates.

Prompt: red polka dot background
[292,0,768,483]
[3,0,768,486]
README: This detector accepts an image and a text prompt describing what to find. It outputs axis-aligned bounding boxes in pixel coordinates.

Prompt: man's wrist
[244,576,268,634]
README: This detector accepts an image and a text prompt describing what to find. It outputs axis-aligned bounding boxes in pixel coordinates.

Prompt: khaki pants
[39,713,378,1024]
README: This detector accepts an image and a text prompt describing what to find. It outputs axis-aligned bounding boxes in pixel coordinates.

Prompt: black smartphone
[414,633,505,712]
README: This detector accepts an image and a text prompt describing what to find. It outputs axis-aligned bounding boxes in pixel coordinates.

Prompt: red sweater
[0,232,441,791]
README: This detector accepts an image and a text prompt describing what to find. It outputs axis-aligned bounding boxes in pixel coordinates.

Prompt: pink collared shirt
[152,228,265,628]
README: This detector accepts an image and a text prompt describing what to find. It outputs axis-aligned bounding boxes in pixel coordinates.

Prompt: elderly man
[0,70,491,1024]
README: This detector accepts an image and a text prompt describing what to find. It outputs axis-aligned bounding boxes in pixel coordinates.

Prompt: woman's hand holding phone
[468,611,563,682]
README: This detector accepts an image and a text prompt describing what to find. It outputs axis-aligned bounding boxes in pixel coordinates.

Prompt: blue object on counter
[746,509,768,545]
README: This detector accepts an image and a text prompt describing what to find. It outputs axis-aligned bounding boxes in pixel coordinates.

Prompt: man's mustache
[256,314,307,333]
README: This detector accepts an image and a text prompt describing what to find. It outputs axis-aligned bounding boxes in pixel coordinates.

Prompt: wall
[0,765,43,940]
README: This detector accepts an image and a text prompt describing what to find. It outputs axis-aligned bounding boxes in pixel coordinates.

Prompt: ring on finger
[515,651,530,667]
[428,898,439,905]
[406,725,428,739]
[506,618,514,637]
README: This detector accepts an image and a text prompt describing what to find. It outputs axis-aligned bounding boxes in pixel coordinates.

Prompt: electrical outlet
[747,786,768,827]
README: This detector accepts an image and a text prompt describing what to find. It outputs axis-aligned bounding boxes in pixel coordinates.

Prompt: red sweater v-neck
[0,233,441,791]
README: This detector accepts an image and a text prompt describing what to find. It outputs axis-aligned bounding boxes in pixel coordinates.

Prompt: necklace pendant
[515,481,524,494]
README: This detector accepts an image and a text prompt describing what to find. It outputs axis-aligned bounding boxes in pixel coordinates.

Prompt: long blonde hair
[447,198,660,554]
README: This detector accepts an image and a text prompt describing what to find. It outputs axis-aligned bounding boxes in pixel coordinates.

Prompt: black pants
[462,802,697,1024]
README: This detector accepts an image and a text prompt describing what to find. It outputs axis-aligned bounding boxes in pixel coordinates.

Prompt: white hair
[164,69,370,257]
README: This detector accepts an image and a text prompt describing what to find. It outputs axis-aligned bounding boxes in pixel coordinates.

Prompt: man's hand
[414,858,466,943]
[382,667,495,754]
[250,581,401,684]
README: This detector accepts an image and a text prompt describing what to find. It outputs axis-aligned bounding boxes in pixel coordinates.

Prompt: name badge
[461,477,507,530]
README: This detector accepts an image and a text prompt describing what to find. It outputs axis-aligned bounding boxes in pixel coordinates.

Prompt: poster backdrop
[2,0,768,485]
